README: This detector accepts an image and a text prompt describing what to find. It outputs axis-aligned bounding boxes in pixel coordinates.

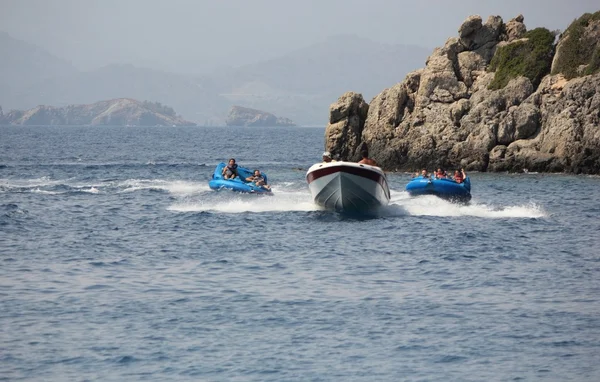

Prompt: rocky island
[325,12,600,174]
[225,105,296,127]
[0,98,196,126]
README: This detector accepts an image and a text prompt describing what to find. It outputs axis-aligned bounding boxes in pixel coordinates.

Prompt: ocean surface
[1,126,599,381]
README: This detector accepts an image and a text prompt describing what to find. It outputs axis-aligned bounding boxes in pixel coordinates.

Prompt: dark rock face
[488,74,600,173]
[325,92,369,161]
[225,106,296,127]
[324,13,600,174]
[0,98,195,126]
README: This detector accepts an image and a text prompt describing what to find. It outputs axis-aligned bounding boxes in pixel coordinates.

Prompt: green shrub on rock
[586,48,600,76]
[551,11,600,79]
[488,28,555,90]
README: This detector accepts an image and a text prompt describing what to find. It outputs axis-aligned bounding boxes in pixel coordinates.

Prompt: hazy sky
[1,0,598,73]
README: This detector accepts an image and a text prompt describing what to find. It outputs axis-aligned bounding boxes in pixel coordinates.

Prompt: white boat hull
[306,162,390,212]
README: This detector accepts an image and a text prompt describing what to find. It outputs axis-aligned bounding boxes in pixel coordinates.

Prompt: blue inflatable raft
[208,162,273,194]
[405,176,471,202]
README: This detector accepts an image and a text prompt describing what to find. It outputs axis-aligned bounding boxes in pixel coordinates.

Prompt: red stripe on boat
[307,165,390,198]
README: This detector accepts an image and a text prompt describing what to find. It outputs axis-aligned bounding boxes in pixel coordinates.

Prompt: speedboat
[209,163,273,194]
[405,176,471,202]
[306,161,390,212]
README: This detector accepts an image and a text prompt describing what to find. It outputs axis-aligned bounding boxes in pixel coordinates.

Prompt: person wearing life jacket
[222,158,239,179]
[421,169,430,179]
[454,168,466,183]
[357,147,378,167]
[246,169,270,190]
[435,168,447,179]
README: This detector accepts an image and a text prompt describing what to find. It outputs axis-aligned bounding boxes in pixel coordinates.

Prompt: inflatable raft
[405,176,471,202]
[208,163,272,194]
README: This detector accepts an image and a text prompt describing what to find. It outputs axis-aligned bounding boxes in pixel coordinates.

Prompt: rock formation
[0,98,195,126]
[325,12,600,174]
[225,106,296,127]
[324,92,369,161]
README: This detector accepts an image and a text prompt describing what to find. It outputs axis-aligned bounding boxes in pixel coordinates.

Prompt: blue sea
[1,126,600,381]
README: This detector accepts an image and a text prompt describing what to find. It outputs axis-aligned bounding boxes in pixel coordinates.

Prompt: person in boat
[435,168,447,179]
[357,147,378,166]
[222,158,238,179]
[421,169,430,178]
[454,168,467,183]
[246,169,271,190]
[322,151,334,163]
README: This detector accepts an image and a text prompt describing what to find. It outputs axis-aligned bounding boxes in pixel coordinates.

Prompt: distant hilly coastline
[0,32,430,126]
[0,31,78,91]
[0,98,196,126]
[225,106,296,127]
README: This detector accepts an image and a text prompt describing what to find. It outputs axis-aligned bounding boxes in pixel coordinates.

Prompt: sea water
[1,126,599,381]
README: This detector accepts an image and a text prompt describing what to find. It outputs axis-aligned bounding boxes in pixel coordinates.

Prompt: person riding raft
[454,169,467,183]
[222,158,238,179]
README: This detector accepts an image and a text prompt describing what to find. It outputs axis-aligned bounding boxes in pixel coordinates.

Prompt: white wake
[388,190,546,218]
[118,179,209,194]
[168,182,319,213]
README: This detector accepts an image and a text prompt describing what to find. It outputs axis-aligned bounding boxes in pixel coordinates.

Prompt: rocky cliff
[0,98,196,126]
[225,106,296,127]
[325,12,600,174]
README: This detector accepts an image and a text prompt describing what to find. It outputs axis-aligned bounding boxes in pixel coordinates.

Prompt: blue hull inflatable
[208,163,273,194]
[406,176,471,202]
